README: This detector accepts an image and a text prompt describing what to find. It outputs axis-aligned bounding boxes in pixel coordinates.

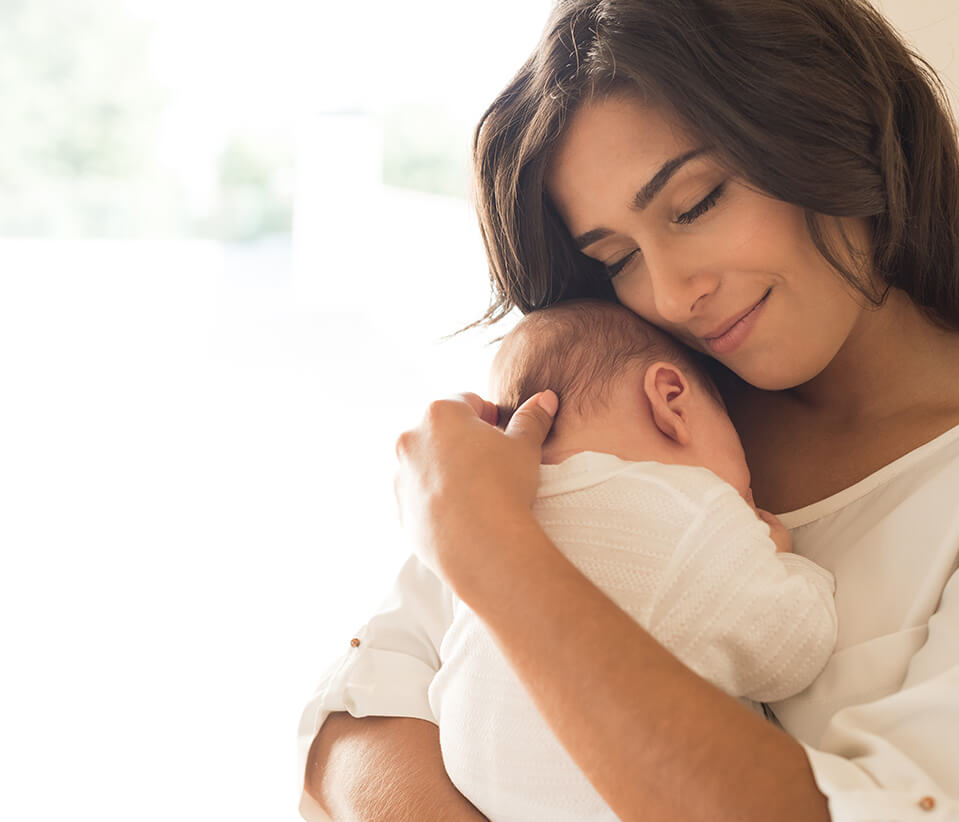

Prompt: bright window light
[0,1,549,820]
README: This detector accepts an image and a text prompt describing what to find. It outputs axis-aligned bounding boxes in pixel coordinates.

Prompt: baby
[427,299,837,822]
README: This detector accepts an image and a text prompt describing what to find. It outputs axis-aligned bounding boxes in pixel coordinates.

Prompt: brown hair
[493,299,721,428]
[472,0,959,330]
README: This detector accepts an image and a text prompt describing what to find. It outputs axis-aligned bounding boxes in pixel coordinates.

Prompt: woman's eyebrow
[574,227,613,250]
[631,147,707,210]
[573,147,708,250]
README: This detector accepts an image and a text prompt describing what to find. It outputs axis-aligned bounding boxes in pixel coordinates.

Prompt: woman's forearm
[448,518,831,822]
[304,713,488,822]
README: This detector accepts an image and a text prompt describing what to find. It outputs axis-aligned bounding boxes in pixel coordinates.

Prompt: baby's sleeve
[644,485,838,703]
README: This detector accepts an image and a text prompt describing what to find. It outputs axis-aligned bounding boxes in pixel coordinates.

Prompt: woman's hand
[394,390,558,588]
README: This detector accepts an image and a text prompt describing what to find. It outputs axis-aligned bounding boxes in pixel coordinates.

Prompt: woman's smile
[701,288,772,355]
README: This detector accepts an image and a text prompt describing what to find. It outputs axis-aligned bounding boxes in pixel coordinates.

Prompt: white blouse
[298,425,959,822]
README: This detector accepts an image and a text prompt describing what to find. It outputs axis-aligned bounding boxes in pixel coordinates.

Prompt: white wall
[875,0,959,119]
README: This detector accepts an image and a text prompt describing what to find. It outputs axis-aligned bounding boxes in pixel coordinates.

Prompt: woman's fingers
[504,390,558,446]
[395,394,490,463]
[454,392,500,427]
[392,390,554,587]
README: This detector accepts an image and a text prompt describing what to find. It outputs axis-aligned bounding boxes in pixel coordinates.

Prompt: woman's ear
[643,362,692,445]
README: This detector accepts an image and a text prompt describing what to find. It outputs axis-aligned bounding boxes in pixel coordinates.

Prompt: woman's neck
[730,289,959,512]
[788,288,959,425]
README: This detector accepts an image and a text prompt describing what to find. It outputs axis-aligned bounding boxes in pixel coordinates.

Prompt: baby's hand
[756,508,792,553]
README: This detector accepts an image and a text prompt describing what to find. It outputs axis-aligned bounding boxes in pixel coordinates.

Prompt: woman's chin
[727,360,817,392]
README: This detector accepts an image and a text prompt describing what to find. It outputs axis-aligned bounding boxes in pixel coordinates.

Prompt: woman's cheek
[614,280,699,351]
[613,275,655,322]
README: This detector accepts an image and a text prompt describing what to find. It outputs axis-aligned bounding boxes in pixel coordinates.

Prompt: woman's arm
[303,714,488,821]
[454,514,830,822]
[297,555,480,820]
[394,393,831,822]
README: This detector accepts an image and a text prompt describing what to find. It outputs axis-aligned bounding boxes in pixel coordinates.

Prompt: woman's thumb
[504,390,558,445]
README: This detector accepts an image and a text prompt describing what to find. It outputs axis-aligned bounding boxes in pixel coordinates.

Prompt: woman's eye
[604,248,641,279]
[675,183,725,225]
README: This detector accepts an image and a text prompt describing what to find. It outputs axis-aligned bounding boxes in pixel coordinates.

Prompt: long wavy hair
[471,0,959,330]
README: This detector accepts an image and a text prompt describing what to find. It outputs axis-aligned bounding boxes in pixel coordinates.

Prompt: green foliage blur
[0,0,296,241]
[383,105,470,200]
[0,0,468,240]
[0,0,165,235]
[211,138,294,243]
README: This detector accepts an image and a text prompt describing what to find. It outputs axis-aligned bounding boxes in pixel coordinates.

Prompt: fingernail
[537,390,558,416]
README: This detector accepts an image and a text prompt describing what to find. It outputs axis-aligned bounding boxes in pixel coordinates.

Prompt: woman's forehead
[551,96,696,172]
[546,97,700,224]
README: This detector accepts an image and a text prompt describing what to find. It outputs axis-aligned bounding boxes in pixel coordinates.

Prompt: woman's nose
[645,246,719,324]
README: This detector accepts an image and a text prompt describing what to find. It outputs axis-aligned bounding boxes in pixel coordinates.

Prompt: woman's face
[546,95,872,391]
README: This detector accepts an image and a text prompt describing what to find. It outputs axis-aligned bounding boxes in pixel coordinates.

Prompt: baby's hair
[494,298,721,428]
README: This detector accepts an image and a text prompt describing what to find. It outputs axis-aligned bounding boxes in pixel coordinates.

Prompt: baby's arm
[643,484,837,704]
[755,508,792,553]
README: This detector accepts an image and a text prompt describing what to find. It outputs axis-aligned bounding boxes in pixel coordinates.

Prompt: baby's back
[428,455,738,821]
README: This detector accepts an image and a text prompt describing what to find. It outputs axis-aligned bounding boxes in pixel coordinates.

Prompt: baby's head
[491,299,753,501]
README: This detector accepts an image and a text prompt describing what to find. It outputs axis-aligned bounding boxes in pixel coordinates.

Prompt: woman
[300,1,959,819]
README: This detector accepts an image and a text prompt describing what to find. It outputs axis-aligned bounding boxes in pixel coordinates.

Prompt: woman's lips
[703,289,771,355]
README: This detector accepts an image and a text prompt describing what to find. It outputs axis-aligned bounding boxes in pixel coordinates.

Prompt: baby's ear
[643,362,692,445]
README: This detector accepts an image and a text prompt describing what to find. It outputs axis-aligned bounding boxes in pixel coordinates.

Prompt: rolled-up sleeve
[799,566,959,821]
[297,554,455,810]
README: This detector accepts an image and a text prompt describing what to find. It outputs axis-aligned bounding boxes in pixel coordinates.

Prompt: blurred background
[0,1,955,820]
